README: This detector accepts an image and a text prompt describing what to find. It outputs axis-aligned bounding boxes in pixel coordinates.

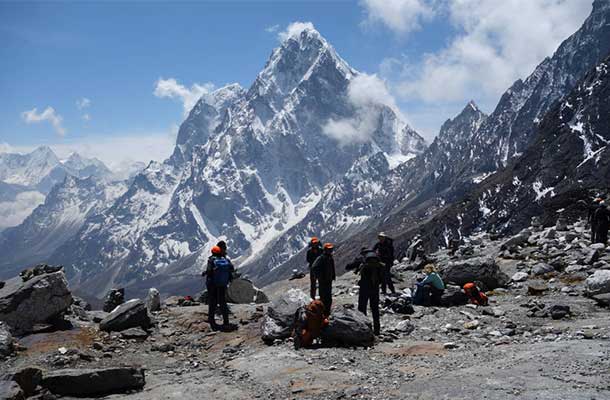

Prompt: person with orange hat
[306,237,323,299]
[311,243,336,317]
[205,244,236,331]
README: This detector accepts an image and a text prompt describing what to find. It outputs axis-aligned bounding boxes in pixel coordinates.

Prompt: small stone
[443,342,458,349]
[464,320,480,330]
[511,272,528,282]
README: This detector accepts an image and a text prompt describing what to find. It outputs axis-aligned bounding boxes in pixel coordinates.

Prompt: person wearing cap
[463,282,488,306]
[205,245,236,331]
[311,243,336,317]
[306,237,323,299]
[347,248,382,335]
[373,232,396,295]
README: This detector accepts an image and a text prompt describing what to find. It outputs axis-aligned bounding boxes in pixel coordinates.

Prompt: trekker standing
[594,201,610,245]
[589,198,603,243]
[373,232,396,295]
[347,249,382,335]
[311,243,336,317]
[306,237,323,299]
[205,245,236,331]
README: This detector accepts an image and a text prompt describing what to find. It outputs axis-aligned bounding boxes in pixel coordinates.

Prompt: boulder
[260,289,309,343]
[532,263,555,276]
[146,288,161,312]
[227,278,269,304]
[585,249,600,265]
[99,300,151,332]
[501,232,531,251]
[0,271,73,335]
[439,285,468,307]
[555,217,568,231]
[585,270,610,295]
[103,288,125,312]
[6,367,43,397]
[511,271,529,282]
[72,296,91,311]
[87,310,109,323]
[0,381,24,400]
[0,322,13,358]
[120,327,149,340]
[590,293,610,308]
[321,308,374,347]
[41,367,145,396]
[440,257,509,290]
[549,304,570,320]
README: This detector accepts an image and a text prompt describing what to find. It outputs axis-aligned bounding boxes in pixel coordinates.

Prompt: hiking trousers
[596,226,608,245]
[358,283,380,334]
[309,271,317,299]
[380,260,395,294]
[318,282,333,316]
[208,285,229,325]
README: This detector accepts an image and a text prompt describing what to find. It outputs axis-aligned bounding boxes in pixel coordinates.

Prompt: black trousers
[591,224,597,243]
[208,285,229,325]
[380,260,395,294]
[309,272,317,299]
[358,283,380,334]
[318,282,333,316]
[596,226,608,245]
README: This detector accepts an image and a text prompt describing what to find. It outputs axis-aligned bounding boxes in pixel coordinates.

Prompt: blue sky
[0,0,591,168]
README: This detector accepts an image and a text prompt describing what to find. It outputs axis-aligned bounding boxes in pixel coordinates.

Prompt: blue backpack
[212,257,232,287]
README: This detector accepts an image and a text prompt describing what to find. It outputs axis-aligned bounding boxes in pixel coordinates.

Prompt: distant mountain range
[1,1,609,300]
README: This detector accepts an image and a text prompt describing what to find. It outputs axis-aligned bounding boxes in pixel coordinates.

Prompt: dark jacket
[311,253,336,284]
[206,255,235,287]
[373,239,395,263]
[595,206,610,229]
[357,252,382,287]
[306,244,322,266]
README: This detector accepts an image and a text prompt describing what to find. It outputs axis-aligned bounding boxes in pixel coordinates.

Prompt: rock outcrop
[439,257,509,290]
[99,299,152,332]
[0,322,13,358]
[321,308,374,347]
[585,270,610,295]
[41,367,145,396]
[0,270,73,335]
[261,289,309,343]
[227,278,269,304]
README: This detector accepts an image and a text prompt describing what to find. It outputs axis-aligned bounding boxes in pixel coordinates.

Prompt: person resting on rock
[205,245,237,332]
[293,299,328,349]
[463,282,488,306]
[413,264,445,306]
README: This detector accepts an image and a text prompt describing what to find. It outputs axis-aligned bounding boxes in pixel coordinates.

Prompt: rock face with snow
[47,26,425,297]
[0,176,126,280]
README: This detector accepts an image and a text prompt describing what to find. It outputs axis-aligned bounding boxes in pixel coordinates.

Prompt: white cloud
[82,113,91,122]
[76,97,91,110]
[360,0,436,35]
[21,106,66,137]
[387,0,591,104]
[0,191,45,230]
[154,78,215,116]
[278,21,316,41]
[265,24,280,33]
[323,73,403,145]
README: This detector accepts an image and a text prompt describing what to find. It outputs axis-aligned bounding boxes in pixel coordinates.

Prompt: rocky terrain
[1,218,609,399]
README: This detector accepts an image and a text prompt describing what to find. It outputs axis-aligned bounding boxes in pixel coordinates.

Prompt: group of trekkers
[589,197,610,245]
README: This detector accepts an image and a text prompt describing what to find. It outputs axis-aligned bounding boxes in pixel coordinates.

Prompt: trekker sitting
[347,249,382,335]
[373,232,396,295]
[413,264,445,306]
[205,245,236,331]
[311,243,336,317]
[463,282,488,306]
[293,299,328,349]
[306,237,323,299]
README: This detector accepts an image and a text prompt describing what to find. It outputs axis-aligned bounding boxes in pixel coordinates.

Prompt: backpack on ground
[212,257,232,287]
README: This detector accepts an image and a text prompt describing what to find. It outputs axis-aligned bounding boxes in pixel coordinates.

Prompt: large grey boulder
[439,285,468,307]
[501,232,531,251]
[0,322,13,358]
[99,300,151,332]
[532,263,555,276]
[585,270,610,295]
[41,367,145,396]
[261,288,309,343]
[146,288,161,312]
[321,308,374,347]
[0,271,73,335]
[440,257,509,290]
[227,278,269,304]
